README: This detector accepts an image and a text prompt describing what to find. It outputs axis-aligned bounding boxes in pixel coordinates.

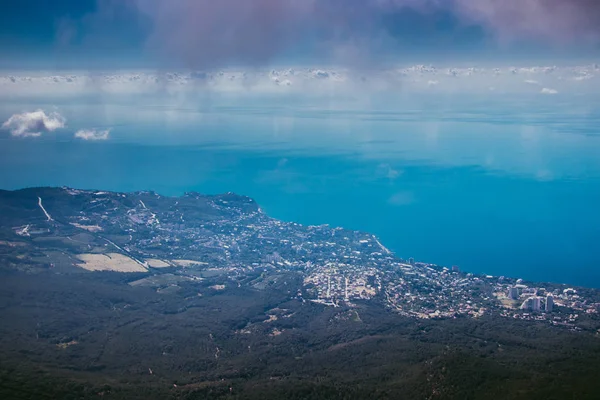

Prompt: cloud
[388,191,415,206]
[70,0,600,69]
[541,88,558,94]
[133,0,312,68]
[1,64,596,97]
[74,128,111,141]
[453,0,600,45]
[1,110,66,137]
[377,163,403,180]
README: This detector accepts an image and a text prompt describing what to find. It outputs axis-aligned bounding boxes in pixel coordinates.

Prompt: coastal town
[2,187,600,333]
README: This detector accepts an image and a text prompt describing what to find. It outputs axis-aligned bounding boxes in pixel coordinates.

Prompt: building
[509,286,520,300]
[265,252,282,264]
[520,296,542,312]
[532,297,541,312]
[545,295,554,312]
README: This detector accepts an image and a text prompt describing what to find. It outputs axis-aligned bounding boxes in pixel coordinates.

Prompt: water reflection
[1,93,599,286]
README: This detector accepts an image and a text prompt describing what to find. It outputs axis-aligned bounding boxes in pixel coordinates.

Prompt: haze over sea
[1,84,599,287]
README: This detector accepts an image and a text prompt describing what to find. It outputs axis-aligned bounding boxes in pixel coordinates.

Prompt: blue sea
[1,93,600,287]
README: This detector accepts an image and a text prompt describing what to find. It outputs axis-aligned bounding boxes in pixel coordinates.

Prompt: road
[37,197,53,221]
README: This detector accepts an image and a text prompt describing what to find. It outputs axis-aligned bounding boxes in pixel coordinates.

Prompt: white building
[520,296,542,312]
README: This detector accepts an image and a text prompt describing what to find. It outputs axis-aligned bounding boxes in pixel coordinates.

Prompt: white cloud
[0,64,596,97]
[74,128,111,141]
[377,163,403,180]
[541,88,558,94]
[1,110,66,137]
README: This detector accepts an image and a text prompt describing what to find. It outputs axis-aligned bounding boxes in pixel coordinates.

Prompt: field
[76,253,148,272]
[171,259,209,267]
[145,258,172,268]
[70,223,103,232]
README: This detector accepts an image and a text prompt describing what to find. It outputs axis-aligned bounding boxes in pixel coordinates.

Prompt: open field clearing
[145,259,172,268]
[70,223,103,232]
[76,253,147,272]
[171,259,208,267]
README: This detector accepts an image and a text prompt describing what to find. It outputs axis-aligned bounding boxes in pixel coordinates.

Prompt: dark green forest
[1,270,600,400]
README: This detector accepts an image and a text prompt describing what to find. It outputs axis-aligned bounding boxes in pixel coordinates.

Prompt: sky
[1,0,600,69]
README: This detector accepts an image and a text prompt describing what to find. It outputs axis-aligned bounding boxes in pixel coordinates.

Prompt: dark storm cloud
[453,0,600,44]
[133,0,312,67]
[60,0,600,68]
